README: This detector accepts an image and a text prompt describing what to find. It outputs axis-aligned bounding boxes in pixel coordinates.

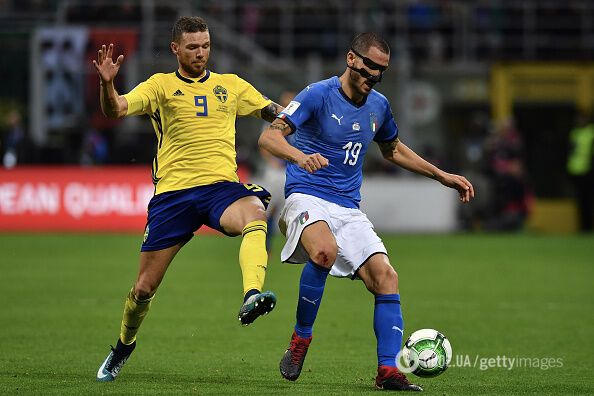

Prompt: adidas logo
[173,89,184,96]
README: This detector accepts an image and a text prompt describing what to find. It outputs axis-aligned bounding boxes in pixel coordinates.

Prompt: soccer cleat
[96,339,136,382]
[375,365,423,391]
[238,290,277,326]
[279,331,312,381]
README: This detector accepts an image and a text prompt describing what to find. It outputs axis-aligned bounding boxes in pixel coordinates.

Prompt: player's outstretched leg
[375,365,423,391]
[279,260,329,379]
[97,287,153,381]
[96,339,136,382]
[279,331,312,381]
[238,290,277,325]
[237,219,276,325]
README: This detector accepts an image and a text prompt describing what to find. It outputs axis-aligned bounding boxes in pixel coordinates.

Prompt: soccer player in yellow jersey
[94,16,283,382]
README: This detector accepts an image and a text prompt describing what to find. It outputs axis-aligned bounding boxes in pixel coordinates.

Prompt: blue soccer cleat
[238,291,277,326]
[96,339,136,382]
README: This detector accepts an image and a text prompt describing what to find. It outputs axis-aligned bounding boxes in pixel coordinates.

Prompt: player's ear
[347,51,355,67]
[170,41,178,55]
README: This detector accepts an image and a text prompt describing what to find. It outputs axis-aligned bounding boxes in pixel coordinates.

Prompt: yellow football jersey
[123,70,271,194]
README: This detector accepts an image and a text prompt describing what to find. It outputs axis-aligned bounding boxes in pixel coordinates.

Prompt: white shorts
[279,193,387,278]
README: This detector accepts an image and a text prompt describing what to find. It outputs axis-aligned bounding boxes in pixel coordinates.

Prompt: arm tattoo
[268,118,293,135]
[260,101,283,122]
[263,119,297,163]
[378,138,400,158]
[268,123,285,132]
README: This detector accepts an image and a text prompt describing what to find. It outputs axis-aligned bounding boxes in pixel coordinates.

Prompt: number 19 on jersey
[342,141,362,165]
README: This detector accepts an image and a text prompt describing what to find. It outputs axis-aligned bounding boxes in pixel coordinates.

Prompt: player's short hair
[172,16,209,43]
[351,32,390,56]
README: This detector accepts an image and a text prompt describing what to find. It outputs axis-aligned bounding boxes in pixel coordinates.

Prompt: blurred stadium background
[1,1,593,395]
[1,0,594,233]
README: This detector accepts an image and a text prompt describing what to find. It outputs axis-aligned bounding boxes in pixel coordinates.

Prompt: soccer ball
[399,328,452,378]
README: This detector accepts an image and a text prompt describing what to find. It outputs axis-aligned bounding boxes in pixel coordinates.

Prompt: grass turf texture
[0,233,592,395]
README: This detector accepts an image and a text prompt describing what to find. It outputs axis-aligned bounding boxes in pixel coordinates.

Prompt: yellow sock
[239,220,268,295]
[119,288,153,345]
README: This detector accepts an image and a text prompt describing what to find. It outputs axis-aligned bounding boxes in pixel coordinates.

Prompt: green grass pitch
[0,233,593,395]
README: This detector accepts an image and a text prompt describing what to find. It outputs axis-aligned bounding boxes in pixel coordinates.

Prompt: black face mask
[348,47,387,84]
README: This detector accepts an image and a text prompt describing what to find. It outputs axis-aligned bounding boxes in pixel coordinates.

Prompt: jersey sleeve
[235,76,272,117]
[374,101,399,142]
[277,84,324,133]
[123,74,161,116]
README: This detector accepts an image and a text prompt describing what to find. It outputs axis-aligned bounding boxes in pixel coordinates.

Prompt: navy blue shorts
[141,182,271,252]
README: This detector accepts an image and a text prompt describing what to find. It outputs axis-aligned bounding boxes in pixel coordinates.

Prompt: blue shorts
[141,182,271,252]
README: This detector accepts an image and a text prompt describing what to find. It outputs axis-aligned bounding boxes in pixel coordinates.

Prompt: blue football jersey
[279,76,398,208]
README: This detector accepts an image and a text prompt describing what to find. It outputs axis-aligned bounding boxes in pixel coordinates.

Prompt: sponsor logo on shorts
[298,211,309,225]
[143,225,149,243]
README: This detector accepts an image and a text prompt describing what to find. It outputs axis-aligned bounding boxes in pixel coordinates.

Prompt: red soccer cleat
[375,365,423,391]
[279,331,312,381]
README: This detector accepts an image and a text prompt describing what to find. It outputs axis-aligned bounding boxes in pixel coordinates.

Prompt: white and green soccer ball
[398,328,452,378]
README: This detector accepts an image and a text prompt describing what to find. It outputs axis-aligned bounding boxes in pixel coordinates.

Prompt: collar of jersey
[175,69,210,83]
[338,86,367,108]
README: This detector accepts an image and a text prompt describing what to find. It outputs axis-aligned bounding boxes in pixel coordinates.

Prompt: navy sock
[294,261,330,338]
[374,294,403,367]
[244,288,260,302]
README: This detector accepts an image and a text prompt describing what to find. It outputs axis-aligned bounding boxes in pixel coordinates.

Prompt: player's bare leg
[358,254,398,295]
[280,221,336,380]
[358,255,422,391]
[97,244,183,382]
[299,221,337,269]
[220,196,277,325]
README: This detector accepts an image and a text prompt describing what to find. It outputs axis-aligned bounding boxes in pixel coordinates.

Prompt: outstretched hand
[92,43,124,84]
[437,172,475,203]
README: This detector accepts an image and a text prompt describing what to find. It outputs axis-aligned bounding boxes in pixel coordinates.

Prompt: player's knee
[387,267,399,291]
[134,281,156,300]
[310,243,337,268]
[241,204,267,228]
[254,207,267,222]
[368,266,399,294]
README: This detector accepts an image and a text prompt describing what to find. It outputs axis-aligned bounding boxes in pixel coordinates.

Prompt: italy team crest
[213,85,228,102]
[298,211,309,225]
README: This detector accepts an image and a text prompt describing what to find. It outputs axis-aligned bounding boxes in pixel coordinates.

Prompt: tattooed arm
[378,138,475,203]
[258,102,284,123]
[258,118,328,174]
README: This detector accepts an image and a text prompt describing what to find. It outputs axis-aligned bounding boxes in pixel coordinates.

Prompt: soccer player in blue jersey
[259,32,474,391]
[93,16,284,381]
